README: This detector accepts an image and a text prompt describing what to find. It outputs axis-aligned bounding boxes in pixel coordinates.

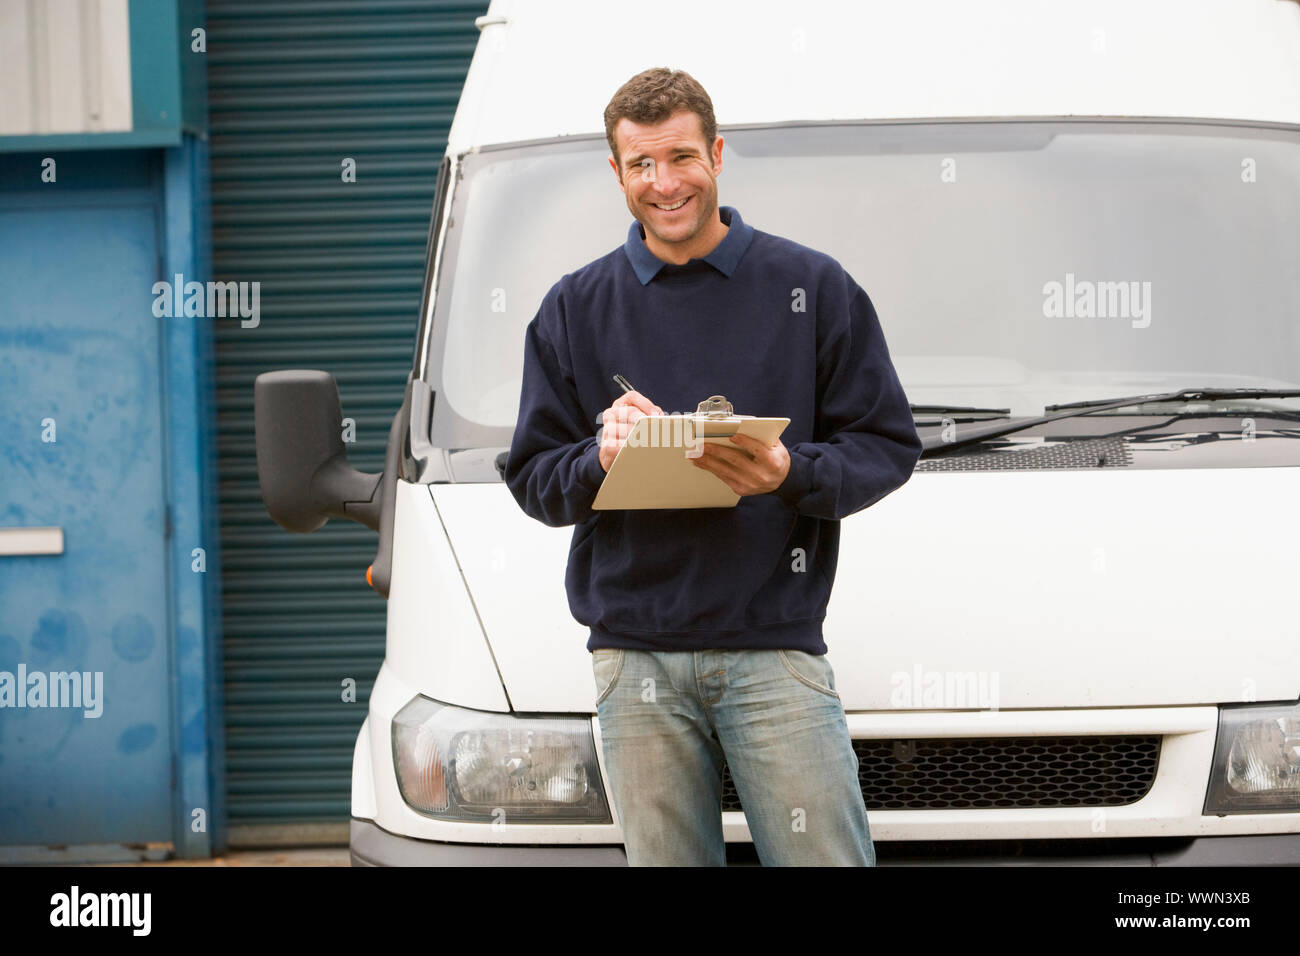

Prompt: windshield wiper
[911,403,1011,417]
[911,403,1011,424]
[1042,387,1300,412]
[921,387,1300,456]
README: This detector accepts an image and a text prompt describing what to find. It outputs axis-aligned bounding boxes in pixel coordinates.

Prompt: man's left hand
[690,433,791,496]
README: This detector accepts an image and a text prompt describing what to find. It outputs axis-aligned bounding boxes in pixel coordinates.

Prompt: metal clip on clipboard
[695,394,734,418]
[693,394,757,426]
[687,394,754,454]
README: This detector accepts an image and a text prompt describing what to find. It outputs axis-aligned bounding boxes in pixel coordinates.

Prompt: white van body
[345,0,1300,864]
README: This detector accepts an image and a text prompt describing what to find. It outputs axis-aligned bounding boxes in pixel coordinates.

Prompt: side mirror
[254,370,382,533]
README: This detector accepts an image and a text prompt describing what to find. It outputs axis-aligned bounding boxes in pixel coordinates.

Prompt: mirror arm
[314,457,382,532]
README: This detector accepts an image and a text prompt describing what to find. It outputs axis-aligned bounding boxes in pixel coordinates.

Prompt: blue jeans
[592,647,874,866]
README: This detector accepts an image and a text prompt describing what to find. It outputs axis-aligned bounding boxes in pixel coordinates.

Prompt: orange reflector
[366,564,373,587]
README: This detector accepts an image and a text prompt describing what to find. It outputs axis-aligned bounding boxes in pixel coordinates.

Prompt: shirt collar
[622,204,755,285]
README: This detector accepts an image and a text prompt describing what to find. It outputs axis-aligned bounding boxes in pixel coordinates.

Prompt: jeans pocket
[778,649,839,700]
[592,648,626,706]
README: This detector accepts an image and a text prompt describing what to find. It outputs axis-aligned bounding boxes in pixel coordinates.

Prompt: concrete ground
[96,848,350,866]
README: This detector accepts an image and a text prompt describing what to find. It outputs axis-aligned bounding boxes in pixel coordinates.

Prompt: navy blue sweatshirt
[505,205,922,655]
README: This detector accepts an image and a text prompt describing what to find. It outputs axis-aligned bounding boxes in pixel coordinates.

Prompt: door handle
[0,527,64,556]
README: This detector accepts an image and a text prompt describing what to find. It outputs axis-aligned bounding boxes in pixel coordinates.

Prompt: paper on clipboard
[591,397,790,510]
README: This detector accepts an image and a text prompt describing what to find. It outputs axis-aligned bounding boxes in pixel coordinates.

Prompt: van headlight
[391,696,612,823]
[1205,701,1300,814]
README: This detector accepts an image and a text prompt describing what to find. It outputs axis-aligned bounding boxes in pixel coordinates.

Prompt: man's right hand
[598,390,663,472]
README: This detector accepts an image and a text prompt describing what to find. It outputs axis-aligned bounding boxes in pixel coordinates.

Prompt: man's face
[609,110,724,252]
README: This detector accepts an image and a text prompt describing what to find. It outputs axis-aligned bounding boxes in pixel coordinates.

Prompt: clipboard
[591,395,790,510]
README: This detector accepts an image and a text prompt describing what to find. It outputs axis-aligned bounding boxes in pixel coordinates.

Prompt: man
[504,67,922,866]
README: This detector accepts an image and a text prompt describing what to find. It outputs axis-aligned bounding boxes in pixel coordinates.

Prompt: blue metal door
[0,184,174,847]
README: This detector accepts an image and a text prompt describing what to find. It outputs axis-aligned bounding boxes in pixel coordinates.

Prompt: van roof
[447,0,1300,154]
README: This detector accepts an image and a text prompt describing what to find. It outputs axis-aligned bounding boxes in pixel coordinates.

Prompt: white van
[254,0,1300,865]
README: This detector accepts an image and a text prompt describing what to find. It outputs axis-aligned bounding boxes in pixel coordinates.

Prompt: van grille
[719,734,1161,811]
[915,436,1133,471]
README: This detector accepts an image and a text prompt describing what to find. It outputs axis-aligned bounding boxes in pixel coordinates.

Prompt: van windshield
[423,120,1300,450]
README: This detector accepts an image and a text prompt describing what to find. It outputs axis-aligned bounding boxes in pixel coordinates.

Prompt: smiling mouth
[651,195,692,212]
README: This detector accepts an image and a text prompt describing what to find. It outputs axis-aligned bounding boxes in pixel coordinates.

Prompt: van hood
[430,467,1300,712]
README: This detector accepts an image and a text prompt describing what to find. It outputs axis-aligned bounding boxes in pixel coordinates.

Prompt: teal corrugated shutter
[207,0,488,846]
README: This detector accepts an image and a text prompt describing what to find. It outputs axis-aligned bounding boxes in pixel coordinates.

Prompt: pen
[613,374,665,420]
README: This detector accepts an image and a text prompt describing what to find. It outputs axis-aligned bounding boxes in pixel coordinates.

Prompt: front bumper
[350,819,628,866]
[350,818,1300,866]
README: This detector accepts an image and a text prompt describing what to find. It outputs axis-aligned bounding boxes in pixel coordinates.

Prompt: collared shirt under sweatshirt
[505,205,922,655]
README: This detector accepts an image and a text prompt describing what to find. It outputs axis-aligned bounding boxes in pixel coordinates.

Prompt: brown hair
[603,67,718,170]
